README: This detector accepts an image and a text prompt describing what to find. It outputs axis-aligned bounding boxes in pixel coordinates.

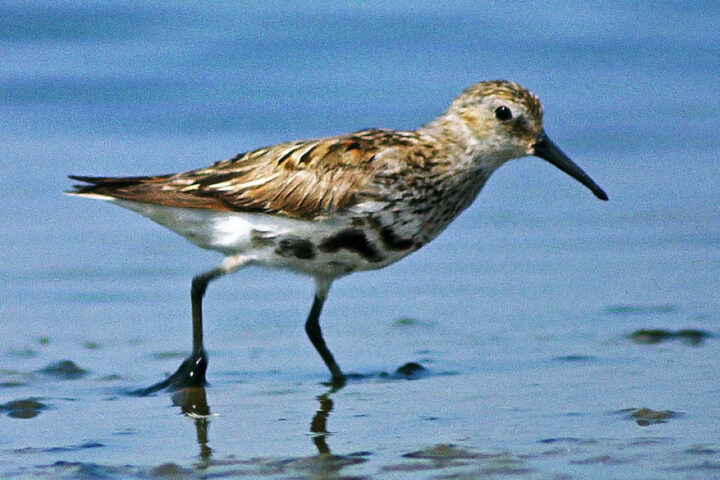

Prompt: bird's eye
[494,105,513,121]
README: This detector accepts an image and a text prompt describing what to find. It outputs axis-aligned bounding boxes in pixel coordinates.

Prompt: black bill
[533,130,608,201]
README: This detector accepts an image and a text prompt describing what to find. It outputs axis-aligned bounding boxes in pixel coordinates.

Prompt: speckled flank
[275,237,316,260]
[250,229,276,248]
[378,226,415,251]
[318,229,384,263]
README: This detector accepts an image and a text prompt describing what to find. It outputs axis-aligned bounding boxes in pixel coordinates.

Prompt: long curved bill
[532,130,608,201]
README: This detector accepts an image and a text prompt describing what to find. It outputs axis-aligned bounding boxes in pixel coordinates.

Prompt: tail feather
[66,174,170,195]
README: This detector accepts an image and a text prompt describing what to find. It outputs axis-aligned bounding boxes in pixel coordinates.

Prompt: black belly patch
[319,229,384,262]
[379,226,415,251]
[275,237,316,260]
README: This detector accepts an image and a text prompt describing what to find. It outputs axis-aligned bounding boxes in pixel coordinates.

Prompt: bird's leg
[136,256,248,395]
[305,279,346,385]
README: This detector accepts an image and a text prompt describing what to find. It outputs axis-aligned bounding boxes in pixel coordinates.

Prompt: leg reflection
[309,384,344,457]
[171,386,212,464]
[306,383,370,477]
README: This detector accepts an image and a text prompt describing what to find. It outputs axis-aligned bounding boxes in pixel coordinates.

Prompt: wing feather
[68,129,439,219]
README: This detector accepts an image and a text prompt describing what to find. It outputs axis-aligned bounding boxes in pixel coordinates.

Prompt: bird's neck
[418,111,504,175]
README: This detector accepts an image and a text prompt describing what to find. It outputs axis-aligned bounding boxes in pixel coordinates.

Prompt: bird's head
[445,80,608,200]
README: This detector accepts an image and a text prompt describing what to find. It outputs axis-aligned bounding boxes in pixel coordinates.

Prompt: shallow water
[1,2,719,478]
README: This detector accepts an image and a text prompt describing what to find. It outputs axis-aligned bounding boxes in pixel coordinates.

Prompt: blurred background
[1,1,718,478]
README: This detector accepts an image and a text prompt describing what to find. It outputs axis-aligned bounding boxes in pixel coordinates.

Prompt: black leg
[305,294,346,385]
[135,269,223,395]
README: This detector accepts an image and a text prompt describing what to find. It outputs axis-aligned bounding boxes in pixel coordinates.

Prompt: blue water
[1,2,719,478]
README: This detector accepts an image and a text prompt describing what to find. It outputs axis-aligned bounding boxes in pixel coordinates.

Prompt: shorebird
[68,80,607,392]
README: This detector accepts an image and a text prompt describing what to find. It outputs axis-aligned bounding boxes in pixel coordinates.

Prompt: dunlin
[68,80,607,392]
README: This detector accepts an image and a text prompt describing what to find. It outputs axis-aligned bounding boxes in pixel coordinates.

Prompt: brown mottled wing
[69,129,434,219]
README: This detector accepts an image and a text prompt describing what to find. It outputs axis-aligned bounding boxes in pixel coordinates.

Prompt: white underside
[111,198,324,253]
[84,196,406,279]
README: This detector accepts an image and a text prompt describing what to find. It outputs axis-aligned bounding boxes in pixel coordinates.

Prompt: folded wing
[69,129,438,220]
